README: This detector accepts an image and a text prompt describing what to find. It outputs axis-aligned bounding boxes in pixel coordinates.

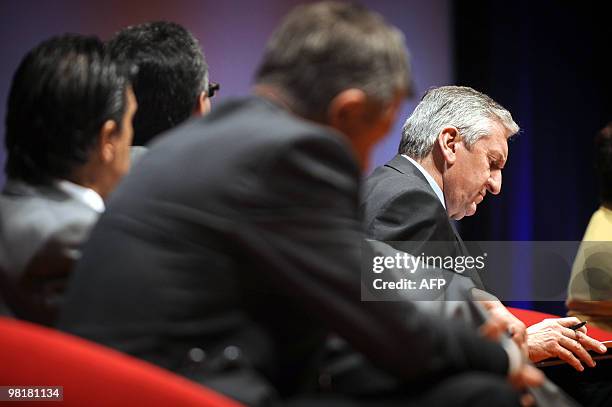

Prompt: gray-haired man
[361,85,606,373]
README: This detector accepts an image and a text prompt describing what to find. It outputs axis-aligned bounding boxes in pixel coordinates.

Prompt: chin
[450,212,465,221]
[464,204,478,217]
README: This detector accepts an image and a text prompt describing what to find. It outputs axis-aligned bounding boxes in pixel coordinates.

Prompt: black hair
[595,122,612,204]
[107,21,208,146]
[4,34,132,185]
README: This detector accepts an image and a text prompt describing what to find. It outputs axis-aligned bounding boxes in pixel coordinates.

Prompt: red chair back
[0,317,244,406]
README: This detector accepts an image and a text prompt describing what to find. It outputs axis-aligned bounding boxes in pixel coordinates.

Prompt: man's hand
[475,301,544,407]
[481,301,528,354]
[509,364,544,407]
[526,317,608,371]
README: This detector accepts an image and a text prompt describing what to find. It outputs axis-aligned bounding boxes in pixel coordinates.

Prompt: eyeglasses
[207,82,220,98]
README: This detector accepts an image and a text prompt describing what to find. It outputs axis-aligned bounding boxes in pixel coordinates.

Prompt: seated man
[567,121,612,331]
[361,85,607,371]
[59,3,539,406]
[0,35,137,325]
[107,21,214,149]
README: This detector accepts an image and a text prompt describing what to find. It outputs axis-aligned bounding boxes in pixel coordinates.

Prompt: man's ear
[327,89,368,135]
[98,120,119,163]
[194,91,211,116]
[437,126,461,165]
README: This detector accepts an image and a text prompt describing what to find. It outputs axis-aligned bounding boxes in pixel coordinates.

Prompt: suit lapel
[385,155,485,288]
[385,155,430,184]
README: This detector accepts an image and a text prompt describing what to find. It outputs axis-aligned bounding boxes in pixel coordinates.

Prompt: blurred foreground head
[107,21,211,146]
[255,1,413,168]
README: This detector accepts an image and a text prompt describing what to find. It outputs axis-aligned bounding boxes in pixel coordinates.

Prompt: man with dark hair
[107,21,212,146]
[60,3,538,406]
[0,34,137,325]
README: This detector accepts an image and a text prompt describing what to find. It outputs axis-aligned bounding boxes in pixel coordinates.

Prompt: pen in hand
[568,321,587,331]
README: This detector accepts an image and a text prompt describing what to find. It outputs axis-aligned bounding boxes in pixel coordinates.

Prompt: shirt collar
[55,179,105,213]
[401,154,446,209]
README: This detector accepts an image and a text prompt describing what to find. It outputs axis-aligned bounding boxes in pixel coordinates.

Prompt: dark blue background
[454,0,611,314]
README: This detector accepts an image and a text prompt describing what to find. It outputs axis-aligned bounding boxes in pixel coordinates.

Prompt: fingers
[510,365,544,390]
[576,330,608,354]
[512,333,525,351]
[520,365,545,387]
[553,343,584,371]
[512,324,528,345]
[558,336,595,368]
[552,317,583,328]
[479,319,504,341]
[520,393,535,407]
[560,325,607,354]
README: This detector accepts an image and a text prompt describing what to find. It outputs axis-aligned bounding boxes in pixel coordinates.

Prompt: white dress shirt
[401,155,445,209]
[55,179,105,213]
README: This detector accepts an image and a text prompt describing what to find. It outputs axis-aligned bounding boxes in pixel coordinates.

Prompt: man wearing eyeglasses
[107,21,217,149]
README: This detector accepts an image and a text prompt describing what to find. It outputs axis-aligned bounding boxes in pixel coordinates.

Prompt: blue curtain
[453,0,612,315]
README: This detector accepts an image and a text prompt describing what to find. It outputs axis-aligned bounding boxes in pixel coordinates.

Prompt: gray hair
[398,86,519,159]
[255,1,413,120]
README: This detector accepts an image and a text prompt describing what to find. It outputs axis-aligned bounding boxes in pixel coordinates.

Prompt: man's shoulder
[0,184,98,275]
[0,183,98,233]
[156,96,343,149]
[139,97,354,178]
[138,97,358,185]
[360,157,449,240]
[363,157,438,203]
[102,97,360,222]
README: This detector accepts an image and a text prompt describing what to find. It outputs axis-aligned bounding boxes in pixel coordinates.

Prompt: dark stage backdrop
[0,0,452,185]
[453,0,612,314]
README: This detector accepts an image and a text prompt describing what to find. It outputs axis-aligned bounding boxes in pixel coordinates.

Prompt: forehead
[473,121,509,158]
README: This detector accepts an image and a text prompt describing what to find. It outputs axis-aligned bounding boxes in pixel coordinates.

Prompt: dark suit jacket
[59,97,507,404]
[361,154,484,288]
[0,181,100,324]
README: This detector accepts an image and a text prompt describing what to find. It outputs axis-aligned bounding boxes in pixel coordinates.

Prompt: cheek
[119,138,133,173]
[467,160,489,189]
[479,166,491,188]
[203,98,212,114]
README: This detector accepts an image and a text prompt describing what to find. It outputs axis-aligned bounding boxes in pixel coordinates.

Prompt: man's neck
[253,83,327,124]
[67,164,107,200]
[414,154,443,192]
[253,83,364,168]
[253,84,296,115]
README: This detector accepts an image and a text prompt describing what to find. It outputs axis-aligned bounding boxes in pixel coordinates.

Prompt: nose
[486,170,502,195]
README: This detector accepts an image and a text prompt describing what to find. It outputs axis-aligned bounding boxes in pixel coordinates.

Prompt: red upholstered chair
[0,317,244,406]
[507,307,611,342]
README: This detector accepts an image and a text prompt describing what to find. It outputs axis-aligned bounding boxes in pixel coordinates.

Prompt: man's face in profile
[444,121,509,220]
